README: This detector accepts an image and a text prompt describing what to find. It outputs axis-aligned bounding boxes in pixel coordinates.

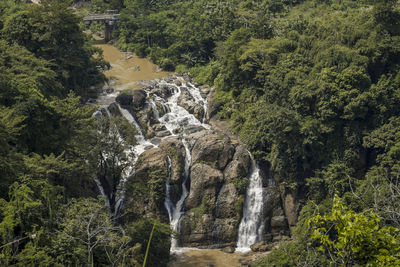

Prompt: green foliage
[231,177,249,195]
[308,195,400,266]
[2,0,107,97]
[148,169,168,206]
[127,218,171,267]
[53,197,117,266]
[253,240,327,267]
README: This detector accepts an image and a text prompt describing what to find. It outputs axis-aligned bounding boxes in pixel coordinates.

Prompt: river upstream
[95,40,256,267]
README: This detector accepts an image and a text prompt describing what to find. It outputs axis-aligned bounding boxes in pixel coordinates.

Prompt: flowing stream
[236,154,265,252]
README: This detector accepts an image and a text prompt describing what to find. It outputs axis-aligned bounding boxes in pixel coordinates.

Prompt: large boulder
[185,163,224,210]
[224,145,251,182]
[123,147,169,221]
[107,102,120,116]
[284,193,298,227]
[131,89,147,109]
[116,93,132,106]
[149,84,174,98]
[191,134,235,170]
[134,148,167,179]
[250,241,275,252]
[159,137,187,203]
[215,183,240,219]
[199,85,211,99]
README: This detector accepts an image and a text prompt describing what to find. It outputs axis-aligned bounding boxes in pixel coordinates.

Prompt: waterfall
[117,104,145,141]
[164,156,174,221]
[113,81,204,222]
[94,178,110,207]
[163,139,191,251]
[113,104,156,216]
[186,82,208,123]
[98,77,269,252]
[148,98,160,119]
[236,154,265,252]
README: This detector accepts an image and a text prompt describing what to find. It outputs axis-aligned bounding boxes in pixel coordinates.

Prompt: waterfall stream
[236,154,265,252]
[95,76,266,252]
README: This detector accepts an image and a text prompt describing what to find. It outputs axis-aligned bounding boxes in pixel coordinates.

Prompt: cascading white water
[114,104,156,215]
[94,178,110,207]
[147,98,160,119]
[98,77,268,252]
[236,154,265,252]
[163,139,192,251]
[157,82,209,134]
[114,80,207,222]
[187,82,208,123]
[164,156,174,220]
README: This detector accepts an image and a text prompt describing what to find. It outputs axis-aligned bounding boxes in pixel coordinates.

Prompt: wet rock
[150,84,174,98]
[159,137,187,201]
[185,163,224,210]
[151,124,167,132]
[131,89,147,109]
[250,241,274,252]
[150,137,162,146]
[107,102,120,116]
[221,246,235,254]
[156,130,171,137]
[184,125,206,134]
[199,85,211,98]
[177,87,205,121]
[270,216,286,228]
[191,134,235,170]
[178,88,196,110]
[116,93,132,106]
[224,145,251,182]
[215,183,240,219]
[123,147,169,221]
[206,89,222,120]
[172,128,181,135]
[193,105,205,122]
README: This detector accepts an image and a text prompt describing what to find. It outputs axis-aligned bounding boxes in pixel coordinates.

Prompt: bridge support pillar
[104,22,115,42]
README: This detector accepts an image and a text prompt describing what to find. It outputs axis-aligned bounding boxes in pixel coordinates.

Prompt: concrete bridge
[83,11,120,42]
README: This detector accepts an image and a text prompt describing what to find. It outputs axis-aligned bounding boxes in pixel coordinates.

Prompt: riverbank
[168,249,242,267]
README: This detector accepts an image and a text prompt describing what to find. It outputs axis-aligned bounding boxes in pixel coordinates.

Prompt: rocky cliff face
[97,75,290,249]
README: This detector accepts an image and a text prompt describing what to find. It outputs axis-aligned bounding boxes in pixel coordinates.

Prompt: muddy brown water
[95,41,170,90]
[93,35,170,106]
[168,249,243,267]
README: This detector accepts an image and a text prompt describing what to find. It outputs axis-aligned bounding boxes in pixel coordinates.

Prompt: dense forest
[0,0,171,266]
[1,0,400,266]
[96,0,400,265]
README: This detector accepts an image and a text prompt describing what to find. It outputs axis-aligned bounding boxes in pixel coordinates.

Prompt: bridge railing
[83,14,120,21]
